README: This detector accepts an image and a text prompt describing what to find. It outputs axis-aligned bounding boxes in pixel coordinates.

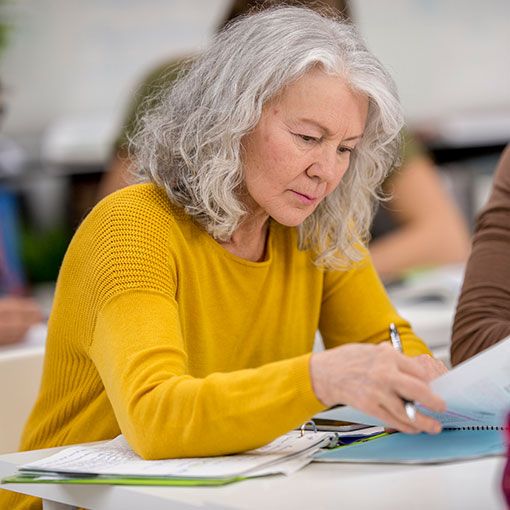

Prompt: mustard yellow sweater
[1,183,430,509]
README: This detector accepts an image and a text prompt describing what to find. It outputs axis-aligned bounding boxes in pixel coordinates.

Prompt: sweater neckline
[199,220,275,268]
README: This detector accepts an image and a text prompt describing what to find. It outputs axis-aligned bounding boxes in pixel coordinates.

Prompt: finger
[395,353,429,381]
[411,410,442,434]
[360,381,422,433]
[365,375,444,434]
[381,345,436,384]
[365,401,421,434]
[377,396,442,435]
[378,389,422,430]
[411,354,447,379]
[396,373,446,414]
[377,354,446,414]
[402,354,449,382]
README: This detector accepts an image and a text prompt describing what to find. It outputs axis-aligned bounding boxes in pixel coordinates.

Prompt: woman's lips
[290,190,317,205]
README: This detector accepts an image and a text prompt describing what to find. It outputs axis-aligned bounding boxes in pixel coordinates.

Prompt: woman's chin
[270,211,313,227]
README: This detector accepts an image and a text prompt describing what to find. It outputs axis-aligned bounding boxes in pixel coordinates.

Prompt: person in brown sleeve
[451,144,510,366]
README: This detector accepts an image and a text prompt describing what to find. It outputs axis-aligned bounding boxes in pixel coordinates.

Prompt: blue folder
[313,429,507,464]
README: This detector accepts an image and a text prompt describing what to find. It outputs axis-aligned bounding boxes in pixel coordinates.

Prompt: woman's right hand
[0,296,43,345]
[309,342,447,434]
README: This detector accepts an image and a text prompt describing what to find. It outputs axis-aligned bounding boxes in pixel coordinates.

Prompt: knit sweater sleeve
[319,253,432,357]
[90,291,323,460]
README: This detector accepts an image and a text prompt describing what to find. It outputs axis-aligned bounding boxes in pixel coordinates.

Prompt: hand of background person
[309,342,447,434]
[0,296,44,345]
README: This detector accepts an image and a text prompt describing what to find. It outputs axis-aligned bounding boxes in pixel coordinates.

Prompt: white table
[0,444,507,510]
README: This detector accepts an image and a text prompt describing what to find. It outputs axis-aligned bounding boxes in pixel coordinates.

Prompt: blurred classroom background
[0,0,509,359]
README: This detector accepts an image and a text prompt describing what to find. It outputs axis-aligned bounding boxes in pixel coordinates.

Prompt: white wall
[1,0,509,155]
[1,0,230,149]
[351,0,510,125]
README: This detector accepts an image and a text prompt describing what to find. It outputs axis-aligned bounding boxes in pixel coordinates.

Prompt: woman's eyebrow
[342,134,364,142]
[295,117,363,141]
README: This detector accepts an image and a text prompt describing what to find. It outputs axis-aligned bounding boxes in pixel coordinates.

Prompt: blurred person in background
[369,132,470,283]
[97,0,470,285]
[451,144,510,366]
[0,74,43,345]
[0,188,43,345]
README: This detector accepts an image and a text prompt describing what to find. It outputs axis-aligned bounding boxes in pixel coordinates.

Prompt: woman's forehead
[263,69,368,133]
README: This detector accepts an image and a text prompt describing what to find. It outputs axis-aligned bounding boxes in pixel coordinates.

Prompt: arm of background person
[451,145,510,366]
[0,296,43,345]
[369,154,471,283]
[96,151,134,201]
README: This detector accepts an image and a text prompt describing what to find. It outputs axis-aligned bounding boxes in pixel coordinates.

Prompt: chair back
[0,346,44,454]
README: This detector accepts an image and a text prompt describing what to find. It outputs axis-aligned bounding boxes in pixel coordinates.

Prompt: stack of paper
[3,431,333,487]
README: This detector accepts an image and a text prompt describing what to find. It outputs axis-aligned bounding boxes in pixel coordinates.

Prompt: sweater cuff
[292,353,328,416]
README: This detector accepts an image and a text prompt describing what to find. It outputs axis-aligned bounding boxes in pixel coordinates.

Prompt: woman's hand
[413,353,448,381]
[0,296,43,345]
[309,342,447,434]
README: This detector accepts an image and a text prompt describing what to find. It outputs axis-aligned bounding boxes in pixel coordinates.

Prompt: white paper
[423,336,510,427]
[21,430,332,480]
[315,337,510,428]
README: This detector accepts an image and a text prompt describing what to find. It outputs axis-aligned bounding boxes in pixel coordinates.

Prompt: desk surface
[1,445,507,510]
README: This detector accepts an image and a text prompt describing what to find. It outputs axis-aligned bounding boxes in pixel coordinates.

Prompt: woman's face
[241,68,368,227]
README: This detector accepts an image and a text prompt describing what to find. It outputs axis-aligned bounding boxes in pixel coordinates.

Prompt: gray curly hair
[132,5,403,269]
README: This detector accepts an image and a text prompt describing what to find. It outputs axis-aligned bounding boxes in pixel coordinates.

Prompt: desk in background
[388,264,466,367]
[0,444,507,510]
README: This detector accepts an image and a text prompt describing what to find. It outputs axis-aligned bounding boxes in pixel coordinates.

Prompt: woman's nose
[306,147,348,183]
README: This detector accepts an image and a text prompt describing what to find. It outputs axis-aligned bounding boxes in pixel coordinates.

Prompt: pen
[389,323,417,421]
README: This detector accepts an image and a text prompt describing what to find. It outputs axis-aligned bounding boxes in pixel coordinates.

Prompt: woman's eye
[337,146,353,154]
[300,134,317,142]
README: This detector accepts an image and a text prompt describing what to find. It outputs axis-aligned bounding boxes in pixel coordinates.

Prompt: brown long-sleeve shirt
[451,144,510,365]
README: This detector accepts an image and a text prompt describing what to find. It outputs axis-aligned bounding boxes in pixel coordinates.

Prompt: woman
[451,144,510,365]
[3,8,447,507]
